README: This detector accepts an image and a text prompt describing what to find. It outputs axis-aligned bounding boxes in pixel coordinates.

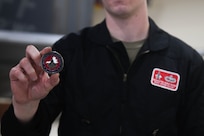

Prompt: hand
[9,45,60,121]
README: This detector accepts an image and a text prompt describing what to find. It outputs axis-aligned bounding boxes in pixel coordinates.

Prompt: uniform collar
[87,17,169,52]
[87,20,113,45]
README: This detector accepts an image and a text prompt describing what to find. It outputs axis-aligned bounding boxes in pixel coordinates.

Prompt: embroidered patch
[151,68,180,91]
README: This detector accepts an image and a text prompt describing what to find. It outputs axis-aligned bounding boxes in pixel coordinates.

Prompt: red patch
[151,68,180,91]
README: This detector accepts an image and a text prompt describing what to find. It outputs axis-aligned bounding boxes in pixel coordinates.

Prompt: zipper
[106,45,150,135]
[106,45,125,73]
[106,44,150,81]
[126,49,150,78]
[106,45,127,135]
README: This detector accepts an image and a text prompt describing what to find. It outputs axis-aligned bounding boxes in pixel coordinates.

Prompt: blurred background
[0,0,203,135]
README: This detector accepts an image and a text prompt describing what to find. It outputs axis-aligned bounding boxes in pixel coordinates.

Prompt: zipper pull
[123,73,127,82]
[152,129,159,136]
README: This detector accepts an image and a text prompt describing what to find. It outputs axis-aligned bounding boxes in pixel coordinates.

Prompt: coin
[41,51,64,74]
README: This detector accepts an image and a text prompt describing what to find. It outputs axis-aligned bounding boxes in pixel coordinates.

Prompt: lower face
[102,0,146,18]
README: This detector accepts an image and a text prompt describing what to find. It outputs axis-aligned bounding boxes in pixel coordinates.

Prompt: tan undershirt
[123,40,144,64]
[112,37,145,64]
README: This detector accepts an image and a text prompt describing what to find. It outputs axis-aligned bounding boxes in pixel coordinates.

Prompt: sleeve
[178,52,204,136]
[1,48,67,136]
[1,33,79,136]
[1,103,51,136]
[1,83,64,136]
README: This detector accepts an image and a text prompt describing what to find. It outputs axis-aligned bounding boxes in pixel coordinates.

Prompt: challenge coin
[41,51,64,74]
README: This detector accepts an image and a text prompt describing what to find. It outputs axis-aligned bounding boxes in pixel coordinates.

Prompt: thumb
[45,73,60,91]
[50,73,60,87]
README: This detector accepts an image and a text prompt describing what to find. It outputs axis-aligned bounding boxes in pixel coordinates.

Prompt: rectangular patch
[151,68,180,91]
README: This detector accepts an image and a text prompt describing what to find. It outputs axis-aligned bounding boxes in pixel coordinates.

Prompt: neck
[105,6,149,42]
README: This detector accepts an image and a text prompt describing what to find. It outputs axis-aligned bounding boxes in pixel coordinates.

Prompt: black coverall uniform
[2,18,204,136]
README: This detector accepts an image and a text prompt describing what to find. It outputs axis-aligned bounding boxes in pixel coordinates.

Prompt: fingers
[9,45,60,106]
[9,65,27,82]
[10,45,53,82]
[9,58,38,83]
[19,57,38,81]
[25,45,52,68]
[40,46,52,55]
[25,45,41,67]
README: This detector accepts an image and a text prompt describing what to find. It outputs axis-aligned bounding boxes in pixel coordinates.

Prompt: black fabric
[2,18,204,136]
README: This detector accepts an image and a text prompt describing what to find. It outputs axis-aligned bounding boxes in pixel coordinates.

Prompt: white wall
[92,0,204,53]
[148,0,204,53]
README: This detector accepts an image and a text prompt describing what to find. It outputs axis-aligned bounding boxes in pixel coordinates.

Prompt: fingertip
[40,47,52,55]
[26,45,38,54]
[9,67,27,81]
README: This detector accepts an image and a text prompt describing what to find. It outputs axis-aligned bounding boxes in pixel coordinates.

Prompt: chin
[111,10,130,18]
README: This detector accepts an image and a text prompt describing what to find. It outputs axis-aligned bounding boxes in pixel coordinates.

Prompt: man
[2,0,204,135]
